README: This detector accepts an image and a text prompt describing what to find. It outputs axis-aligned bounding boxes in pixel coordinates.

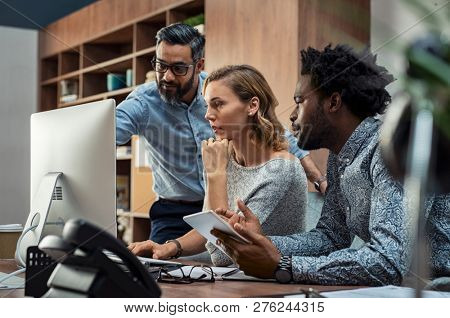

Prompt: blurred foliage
[402,0,450,139]
[183,13,204,27]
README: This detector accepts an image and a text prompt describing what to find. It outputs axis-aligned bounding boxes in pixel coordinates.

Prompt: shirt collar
[186,71,207,109]
[337,116,380,165]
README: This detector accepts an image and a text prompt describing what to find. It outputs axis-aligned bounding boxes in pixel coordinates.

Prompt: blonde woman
[128,65,307,265]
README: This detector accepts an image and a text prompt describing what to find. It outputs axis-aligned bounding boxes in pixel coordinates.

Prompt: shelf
[117,154,132,160]
[82,53,134,74]
[41,70,81,85]
[58,94,102,108]
[42,51,155,86]
[83,59,133,97]
[117,210,131,217]
[167,0,204,24]
[83,25,134,68]
[131,212,150,219]
[41,77,58,85]
[115,211,150,219]
[57,86,136,108]
[105,86,136,98]
[135,46,157,57]
[136,13,166,51]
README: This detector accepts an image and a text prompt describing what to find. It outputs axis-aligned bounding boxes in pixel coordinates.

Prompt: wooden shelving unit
[38,0,205,243]
[116,136,156,244]
[38,0,205,112]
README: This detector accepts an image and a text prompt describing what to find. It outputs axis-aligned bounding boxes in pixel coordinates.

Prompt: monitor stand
[15,172,63,266]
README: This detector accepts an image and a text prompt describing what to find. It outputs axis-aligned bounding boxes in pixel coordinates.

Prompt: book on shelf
[116,175,130,211]
[116,145,131,157]
[59,79,78,103]
[60,94,78,103]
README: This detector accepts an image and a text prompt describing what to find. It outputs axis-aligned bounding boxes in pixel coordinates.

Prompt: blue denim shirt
[116,72,308,201]
[270,117,450,285]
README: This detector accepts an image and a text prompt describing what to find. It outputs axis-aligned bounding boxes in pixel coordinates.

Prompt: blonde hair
[203,65,287,151]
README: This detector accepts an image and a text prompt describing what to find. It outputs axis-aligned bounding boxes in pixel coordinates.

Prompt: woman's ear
[248,97,260,117]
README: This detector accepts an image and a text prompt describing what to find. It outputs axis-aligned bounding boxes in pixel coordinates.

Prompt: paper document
[0,272,25,289]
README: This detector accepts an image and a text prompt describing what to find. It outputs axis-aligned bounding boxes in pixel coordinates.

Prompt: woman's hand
[128,240,177,259]
[201,138,233,177]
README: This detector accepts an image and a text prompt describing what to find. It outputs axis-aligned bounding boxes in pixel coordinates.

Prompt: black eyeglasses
[157,265,215,284]
[151,57,197,76]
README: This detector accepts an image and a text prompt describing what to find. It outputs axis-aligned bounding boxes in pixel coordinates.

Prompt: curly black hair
[300,44,395,119]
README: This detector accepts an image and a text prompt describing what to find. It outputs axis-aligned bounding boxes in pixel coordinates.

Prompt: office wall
[0,26,38,224]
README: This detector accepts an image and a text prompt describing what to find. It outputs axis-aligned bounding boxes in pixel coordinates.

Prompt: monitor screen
[16,99,117,265]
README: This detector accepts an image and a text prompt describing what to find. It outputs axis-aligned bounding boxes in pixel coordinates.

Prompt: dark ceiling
[0,0,97,29]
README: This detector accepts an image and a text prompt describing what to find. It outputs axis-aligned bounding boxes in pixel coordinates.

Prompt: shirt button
[340,174,344,178]
[346,206,350,212]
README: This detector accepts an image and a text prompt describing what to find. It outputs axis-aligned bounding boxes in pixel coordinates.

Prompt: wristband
[165,239,183,259]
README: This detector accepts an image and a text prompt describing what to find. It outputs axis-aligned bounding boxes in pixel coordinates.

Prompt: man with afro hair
[213,44,449,286]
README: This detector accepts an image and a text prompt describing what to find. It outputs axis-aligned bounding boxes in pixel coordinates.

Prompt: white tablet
[183,211,250,249]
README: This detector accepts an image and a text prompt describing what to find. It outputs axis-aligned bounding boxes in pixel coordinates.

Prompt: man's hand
[214,199,263,235]
[211,222,280,279]
[128,240,177,259]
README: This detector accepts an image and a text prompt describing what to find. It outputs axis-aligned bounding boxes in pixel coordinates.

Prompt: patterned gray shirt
[270,117,450,285]
[206,157,308,266]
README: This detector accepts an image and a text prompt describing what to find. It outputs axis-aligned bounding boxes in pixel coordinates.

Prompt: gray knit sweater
[205,156,308,266]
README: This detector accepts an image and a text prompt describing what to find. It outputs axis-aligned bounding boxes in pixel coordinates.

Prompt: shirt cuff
[270,235,318,283]
[294,149,309,160]
[284,129,309,159]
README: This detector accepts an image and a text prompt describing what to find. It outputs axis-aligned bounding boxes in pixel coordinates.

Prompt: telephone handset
[38,218,161,298]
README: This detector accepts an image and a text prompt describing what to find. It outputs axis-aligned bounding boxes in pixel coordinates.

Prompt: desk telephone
[37,218,161,298]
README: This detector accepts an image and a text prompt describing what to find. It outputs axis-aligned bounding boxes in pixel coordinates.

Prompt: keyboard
[103,250,182,271]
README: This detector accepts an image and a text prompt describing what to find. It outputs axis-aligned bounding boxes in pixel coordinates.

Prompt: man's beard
[157,72,195,107]
[296,104,333,151]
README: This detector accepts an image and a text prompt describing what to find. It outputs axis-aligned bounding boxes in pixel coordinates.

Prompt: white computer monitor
[16,99,117,265]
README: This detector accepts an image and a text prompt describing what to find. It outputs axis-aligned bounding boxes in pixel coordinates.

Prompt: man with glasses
[116,23,209,244]
[116,23,324,245]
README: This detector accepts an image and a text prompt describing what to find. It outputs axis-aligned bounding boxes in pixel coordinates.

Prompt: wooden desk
[0,259,24,298]
[0,259,354,298]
